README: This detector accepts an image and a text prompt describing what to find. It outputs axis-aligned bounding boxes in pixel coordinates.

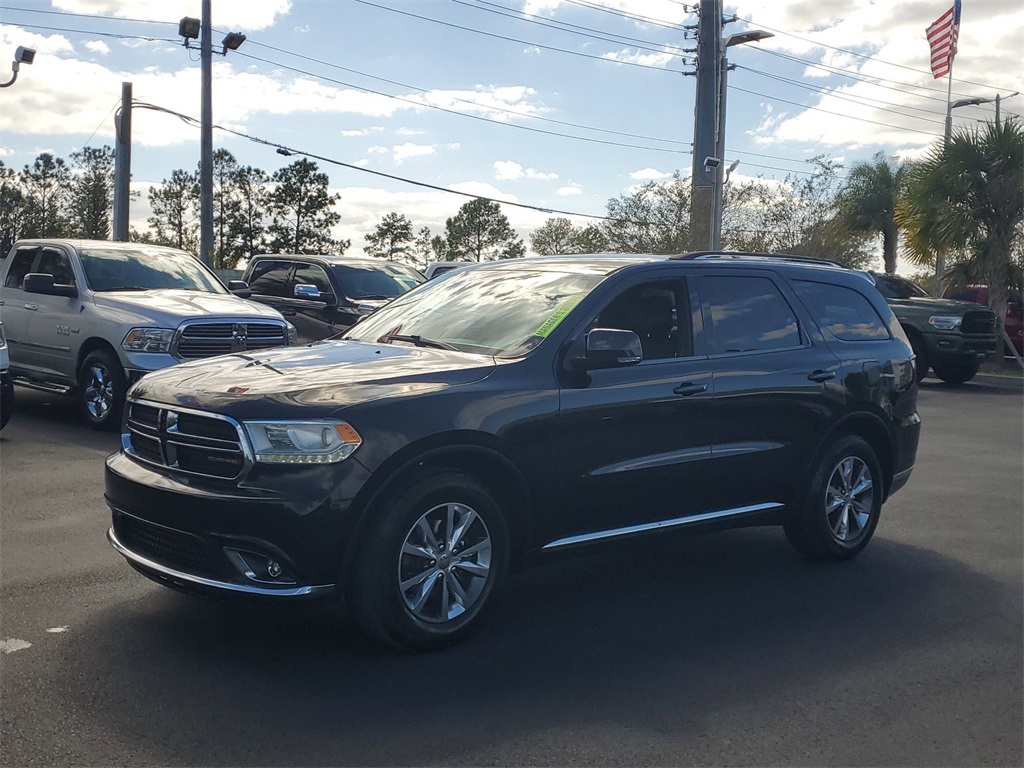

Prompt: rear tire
[78,349,126,431]
[785,435,883,561]
[348,470,509,651]
[932,362,979,385]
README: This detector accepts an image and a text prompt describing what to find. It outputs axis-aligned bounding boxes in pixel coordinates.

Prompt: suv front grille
[125,400,250,480]
[961,310,996,336]
[172,320,288,360]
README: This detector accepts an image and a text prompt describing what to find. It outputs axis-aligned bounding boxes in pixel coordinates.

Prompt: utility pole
[688,0,722,252]
[112,81,132,241]
[200,0,214,268]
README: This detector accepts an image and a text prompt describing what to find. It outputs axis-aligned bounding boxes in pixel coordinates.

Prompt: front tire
[785,435,883,561]
[348,470,509,651]
[932,362,979,385]
[78,349,126,431]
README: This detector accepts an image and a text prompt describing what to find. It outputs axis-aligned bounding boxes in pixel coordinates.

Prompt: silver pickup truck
[0,239,294,429]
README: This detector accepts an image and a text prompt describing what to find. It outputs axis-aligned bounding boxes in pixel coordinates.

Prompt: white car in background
[0,320,12,429]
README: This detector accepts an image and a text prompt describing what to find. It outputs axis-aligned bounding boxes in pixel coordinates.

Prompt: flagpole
[935,56,955,297]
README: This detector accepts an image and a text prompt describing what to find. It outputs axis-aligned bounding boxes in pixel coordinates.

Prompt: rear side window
[793,280,889,341]
[3,248,38,289]
[701,275,801,355]
[247,261,293,298]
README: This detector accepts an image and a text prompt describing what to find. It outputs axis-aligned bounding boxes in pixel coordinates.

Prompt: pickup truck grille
[172,320,288,360]
[124,400,250,480]
[961,310,996,336]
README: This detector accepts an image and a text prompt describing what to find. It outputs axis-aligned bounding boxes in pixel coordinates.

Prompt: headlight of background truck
[122,328,174,352]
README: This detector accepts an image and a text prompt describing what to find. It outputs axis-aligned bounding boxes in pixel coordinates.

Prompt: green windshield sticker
[533,295,584,338]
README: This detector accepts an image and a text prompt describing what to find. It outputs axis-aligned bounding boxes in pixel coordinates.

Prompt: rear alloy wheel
[78,349,126,431]
[932,362,980,385]
[785,435,883,561]
[349,470,508,651]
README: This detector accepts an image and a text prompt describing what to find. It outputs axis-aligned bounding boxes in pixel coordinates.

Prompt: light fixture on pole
[711,29,773,250]
[1,46,37,88]
[178,4,246,268]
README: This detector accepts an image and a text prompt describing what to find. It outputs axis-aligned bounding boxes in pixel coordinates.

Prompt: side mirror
[227,280,252,299]
[22,273,78,298]
[575,328,643,369]
[294,283,331,301]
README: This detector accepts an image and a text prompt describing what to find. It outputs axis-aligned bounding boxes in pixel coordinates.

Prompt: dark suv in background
[241,254,424,343]
[106,253,920,651]
[871,272,998,383]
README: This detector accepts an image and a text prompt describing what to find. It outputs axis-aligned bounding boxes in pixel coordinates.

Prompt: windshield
[344,266,607,357]
[80,247,226,293]
[874,274,928,299]
[332,264,424,299]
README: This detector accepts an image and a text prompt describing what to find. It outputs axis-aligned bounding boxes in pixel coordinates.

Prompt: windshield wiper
[378,332,460,351]
[355,294,393,300]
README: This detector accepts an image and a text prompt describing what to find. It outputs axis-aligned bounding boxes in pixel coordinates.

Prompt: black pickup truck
[871,273,998,384]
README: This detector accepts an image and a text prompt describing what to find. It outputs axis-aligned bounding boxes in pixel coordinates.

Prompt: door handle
[23,303,38,311]
[807,370,836,383]
[673,382,708,396]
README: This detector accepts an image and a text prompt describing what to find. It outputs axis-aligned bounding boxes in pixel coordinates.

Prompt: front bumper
[105,450,372,599]
[924,332,998,364]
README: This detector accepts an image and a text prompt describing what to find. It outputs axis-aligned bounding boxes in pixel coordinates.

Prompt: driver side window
[591,278,693,361]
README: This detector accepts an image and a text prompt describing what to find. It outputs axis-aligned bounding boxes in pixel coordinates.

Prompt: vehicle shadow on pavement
[54,527,1010,766]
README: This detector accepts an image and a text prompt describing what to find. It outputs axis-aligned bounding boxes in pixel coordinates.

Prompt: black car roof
[249,254,421,271]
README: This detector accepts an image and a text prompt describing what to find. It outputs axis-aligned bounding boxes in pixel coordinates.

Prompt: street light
[711,29,773,250]
[1,46,37,88]
[178,3,247,268]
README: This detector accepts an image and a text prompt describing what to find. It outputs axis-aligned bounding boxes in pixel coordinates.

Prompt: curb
[972,373,1024,390]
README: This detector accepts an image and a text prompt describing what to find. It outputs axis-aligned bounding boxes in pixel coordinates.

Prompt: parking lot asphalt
[1,380,1021,767]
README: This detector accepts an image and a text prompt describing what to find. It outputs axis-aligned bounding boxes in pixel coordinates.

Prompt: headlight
[286,323,298,345]
[928,315,962,331]
[123,328,174,352]
[243,420,362,464]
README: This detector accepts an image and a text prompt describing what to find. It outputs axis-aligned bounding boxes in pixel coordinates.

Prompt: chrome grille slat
[171,320,288,360]
[124,400,252,480]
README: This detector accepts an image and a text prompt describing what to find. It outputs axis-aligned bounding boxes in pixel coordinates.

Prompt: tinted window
[701,275,801,354]
[247,261,293,298]
[80,247,224,293]
[874,274,928,299]
[292,264,332,295]
[332,265,420,299]
[794,280,889,341]
[3,248,38,289]
[37,248,76,286]
[593,279,693,360]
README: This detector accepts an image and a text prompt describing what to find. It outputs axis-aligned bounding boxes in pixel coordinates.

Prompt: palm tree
[836,152,910,274]
[899,118,1024,360]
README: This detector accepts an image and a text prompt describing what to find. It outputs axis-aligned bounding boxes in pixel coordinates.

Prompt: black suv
[105,253,920,650]
[871,272,997,384]
[241,254,424,343]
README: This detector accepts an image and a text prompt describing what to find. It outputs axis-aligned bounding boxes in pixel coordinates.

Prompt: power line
[351,0,684,74]
[0,4,171,27]
[0,20,176,44]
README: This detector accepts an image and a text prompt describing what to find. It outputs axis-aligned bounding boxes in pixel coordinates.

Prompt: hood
[93,290,284,325]
[886,296,991,313]
[129,339,496,414]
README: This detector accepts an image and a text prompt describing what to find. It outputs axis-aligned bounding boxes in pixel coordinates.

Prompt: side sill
[541,502,784,550]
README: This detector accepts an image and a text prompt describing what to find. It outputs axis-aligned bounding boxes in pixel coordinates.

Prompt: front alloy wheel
[78,350,126,431]
[399,502,492,624]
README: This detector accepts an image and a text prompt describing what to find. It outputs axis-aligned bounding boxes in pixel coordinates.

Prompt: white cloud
[494,160,559,181]
[557,184,583,196]
[630,167,672,180]
[601,48,676,68]
[52,0,292,31]
[340,128,384,137]
[392,143,436,163]
[84,41,110,55]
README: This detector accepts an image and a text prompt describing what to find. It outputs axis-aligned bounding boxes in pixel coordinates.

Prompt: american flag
[926,0,962,79]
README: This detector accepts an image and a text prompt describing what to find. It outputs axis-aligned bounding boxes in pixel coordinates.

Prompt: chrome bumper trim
[107,526,335,598]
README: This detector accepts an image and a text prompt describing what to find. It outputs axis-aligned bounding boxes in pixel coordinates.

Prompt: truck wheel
[348,470,509,651]
[932,363,980,385]
[909,334,928,383]
[78,350,126,431]
[784,435,883,561]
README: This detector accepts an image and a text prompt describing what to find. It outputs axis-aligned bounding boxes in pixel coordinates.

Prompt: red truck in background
[943,285,1024,357]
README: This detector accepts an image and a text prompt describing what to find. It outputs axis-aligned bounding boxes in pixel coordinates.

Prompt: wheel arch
[342,432,535,579]
[75,337,123,381]
[814,411,896,501]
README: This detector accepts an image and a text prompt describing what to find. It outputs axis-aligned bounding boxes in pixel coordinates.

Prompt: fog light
[267,560,282,578]
[225,548,297,585]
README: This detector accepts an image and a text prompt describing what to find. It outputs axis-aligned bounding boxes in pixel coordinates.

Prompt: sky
[0,0,1022,264]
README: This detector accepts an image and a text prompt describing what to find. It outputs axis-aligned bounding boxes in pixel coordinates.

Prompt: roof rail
[671,251,844,268]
